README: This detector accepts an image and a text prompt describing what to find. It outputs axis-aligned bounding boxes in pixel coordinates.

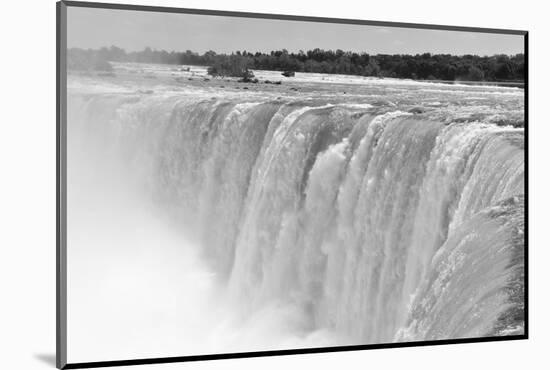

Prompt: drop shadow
[34,353,56,367]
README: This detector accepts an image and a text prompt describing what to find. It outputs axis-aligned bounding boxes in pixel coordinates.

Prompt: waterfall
[68,90,524,347]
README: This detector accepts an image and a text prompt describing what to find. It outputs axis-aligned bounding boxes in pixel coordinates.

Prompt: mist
[66,93,341,363]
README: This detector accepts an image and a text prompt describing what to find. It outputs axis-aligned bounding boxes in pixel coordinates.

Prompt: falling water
[67,70,524,360]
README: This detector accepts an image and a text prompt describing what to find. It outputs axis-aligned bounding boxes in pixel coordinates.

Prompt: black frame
[56,1,529,368]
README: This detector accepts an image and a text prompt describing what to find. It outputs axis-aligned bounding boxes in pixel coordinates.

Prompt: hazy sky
[67,6,524,56]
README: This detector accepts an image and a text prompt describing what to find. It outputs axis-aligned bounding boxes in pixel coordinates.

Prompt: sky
[67,6,524,56]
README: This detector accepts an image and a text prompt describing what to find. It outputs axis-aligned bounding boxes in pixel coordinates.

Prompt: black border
[523,30,529,340]
[56,1,529,369]
[56,2,67,369]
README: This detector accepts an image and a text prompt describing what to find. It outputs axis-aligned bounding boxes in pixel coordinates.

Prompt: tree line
[68,46,525,82]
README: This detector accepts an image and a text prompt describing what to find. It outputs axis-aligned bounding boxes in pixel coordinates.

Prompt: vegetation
[206,54,255,79]
[68,46,525,82]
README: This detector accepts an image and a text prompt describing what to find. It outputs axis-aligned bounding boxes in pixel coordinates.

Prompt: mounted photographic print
[57,1,527,368]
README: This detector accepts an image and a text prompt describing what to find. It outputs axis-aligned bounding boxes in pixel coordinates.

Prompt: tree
[468,66,484,81]
[67,46,525,82]
[207,54,253,79]
[365,59,381,77]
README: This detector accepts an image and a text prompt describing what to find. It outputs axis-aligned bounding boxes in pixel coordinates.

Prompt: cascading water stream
[68,83,524,353]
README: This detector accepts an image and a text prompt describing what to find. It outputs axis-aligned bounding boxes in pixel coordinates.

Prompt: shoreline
[418,79,524,89]
[70,61,525,91]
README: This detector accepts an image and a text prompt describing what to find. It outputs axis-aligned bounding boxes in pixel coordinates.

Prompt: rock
[238,76,258,83]
[408,107,425,114]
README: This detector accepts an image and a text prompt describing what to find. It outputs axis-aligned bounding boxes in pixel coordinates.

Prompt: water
[66,63,524,362]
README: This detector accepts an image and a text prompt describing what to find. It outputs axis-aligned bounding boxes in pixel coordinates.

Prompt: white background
[0,0,547,369]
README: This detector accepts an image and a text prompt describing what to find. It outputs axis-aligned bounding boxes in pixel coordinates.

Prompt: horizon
[68,44,525,58]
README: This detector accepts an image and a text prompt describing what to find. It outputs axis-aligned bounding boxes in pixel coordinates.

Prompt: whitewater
[66,63,524,362]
